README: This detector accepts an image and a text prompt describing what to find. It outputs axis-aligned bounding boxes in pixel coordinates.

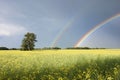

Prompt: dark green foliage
[21,32,37,50]
[42,47,61,50]
[66,47,106,49]
[52,47,61,50]
[10,48,18,50]
[66,47,90,49]
[0,47,9,50]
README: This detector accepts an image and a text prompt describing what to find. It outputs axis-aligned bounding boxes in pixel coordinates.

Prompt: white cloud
[0,23,27,36]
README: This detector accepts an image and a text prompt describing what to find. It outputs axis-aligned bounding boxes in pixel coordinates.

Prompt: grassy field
[0,49,120,80]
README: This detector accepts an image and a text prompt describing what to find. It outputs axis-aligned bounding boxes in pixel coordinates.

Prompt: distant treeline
[36,47,106,50]
[0,47,19,50]
[36,47,61,50]
[66,47,90,49]
[0,47,106,50]
[65,47,106,49]
[0,47,9,50]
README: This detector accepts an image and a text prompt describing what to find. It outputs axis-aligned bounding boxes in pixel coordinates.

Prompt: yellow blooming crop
[0,49,120,79]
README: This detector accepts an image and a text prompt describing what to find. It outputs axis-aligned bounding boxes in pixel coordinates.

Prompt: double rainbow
[74,14,120,47]
[51,13,120,47]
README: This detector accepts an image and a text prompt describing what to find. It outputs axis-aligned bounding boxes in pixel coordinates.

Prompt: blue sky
[0,0,120,48]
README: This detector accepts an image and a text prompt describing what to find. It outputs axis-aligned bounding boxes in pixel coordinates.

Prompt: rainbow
[74,14,120,47]
[51,14,80,47]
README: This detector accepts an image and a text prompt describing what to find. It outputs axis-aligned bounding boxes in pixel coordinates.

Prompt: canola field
[0,49,120,80]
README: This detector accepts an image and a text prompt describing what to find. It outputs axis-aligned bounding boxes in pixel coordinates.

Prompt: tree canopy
[21,32,37,50]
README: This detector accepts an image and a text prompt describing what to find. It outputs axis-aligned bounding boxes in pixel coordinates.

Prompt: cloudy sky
[0,0,120,48]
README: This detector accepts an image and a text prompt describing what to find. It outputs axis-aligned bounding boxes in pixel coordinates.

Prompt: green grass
[0,49,120,80]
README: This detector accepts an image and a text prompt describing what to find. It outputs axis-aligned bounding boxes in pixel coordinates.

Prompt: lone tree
[21,32,37,50]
